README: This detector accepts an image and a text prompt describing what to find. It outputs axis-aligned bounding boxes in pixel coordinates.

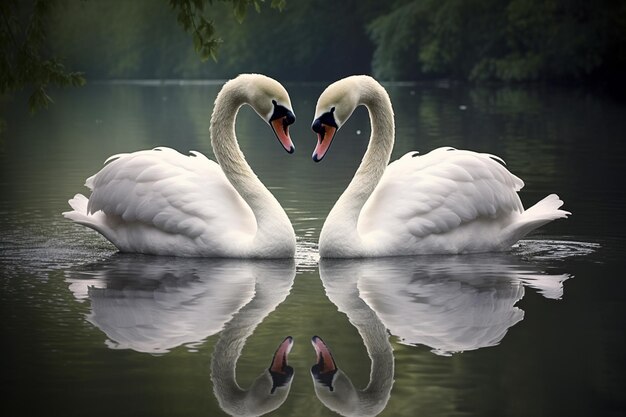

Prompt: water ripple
[512,239,600,261]
[295,237,319,272]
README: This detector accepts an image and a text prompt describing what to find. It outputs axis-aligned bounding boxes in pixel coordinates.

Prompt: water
[1,81,625,417]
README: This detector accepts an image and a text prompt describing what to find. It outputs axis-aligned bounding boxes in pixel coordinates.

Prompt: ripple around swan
[0,217,115,278]
[512,239,600,260]
[295,237,320,272]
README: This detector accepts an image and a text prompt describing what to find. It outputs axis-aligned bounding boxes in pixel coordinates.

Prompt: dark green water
[1,81,625,417]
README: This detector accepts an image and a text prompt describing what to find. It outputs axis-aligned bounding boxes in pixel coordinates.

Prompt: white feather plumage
[66,147,256,256]
[314,76,570,257]
[64,74,296,258]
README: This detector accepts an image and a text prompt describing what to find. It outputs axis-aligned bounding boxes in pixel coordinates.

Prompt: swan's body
[64,74,296,258]
[311,260,394,417]
[311,76,570,258]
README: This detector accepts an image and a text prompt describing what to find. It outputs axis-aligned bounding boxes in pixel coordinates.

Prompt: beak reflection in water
[269,336,295,393]
[310,335,338,390]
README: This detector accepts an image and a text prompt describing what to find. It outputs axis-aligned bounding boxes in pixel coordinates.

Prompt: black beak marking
[270,102,296,126]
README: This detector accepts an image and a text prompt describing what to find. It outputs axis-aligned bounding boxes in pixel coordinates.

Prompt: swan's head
[311,76,362,162]
[240,74,296,154]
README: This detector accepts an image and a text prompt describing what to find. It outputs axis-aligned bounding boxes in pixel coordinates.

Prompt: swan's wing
[358,147,524,239]
[86,147,256,239]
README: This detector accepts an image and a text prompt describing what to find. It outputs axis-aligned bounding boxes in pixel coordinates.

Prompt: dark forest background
[47,0,626,82]
[2,0,626,110]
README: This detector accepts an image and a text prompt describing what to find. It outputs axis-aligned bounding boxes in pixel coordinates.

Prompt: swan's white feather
[64,74,296,258]
[64,147,256,256]
[317,76,569,257]
[357,147,566,254]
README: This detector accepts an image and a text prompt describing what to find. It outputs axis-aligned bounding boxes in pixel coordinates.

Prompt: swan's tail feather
[523,194,570,220]
[63,194,114,238]
[63,194,89,217]
[503,194,570,244]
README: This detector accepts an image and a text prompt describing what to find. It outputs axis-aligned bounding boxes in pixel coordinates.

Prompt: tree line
[2,0,625,112]
[47,0,626,84]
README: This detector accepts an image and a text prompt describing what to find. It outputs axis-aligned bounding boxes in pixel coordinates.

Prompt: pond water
[1,81,625,417]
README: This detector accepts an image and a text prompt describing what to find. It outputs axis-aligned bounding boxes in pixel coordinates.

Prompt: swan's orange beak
[271,117,295,154]
[311,122,337,163]
[311,335,337,374]
[270,336,294,375]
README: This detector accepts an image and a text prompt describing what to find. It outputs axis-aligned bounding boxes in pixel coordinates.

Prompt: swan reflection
[321,254,570,356]
[64,255,294,355]
[210,262,295,417]
[313,264,394,417]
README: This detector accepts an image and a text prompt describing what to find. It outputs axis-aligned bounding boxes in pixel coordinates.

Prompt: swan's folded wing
[358,147,524,239]
[86,147,256,239]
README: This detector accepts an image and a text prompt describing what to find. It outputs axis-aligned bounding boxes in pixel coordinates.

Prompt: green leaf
[271,0,286,11]
[233,0,248,23]
[193,32,202,51]
[191,0,204,11]
[70,72,86,87]
[177,10,191,30]
[28,87,53,114]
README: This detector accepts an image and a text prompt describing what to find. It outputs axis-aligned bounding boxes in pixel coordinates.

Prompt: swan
[63,74,297,258]
[311,260,394,417]
[311,75,570,258]
[210,260,296,416]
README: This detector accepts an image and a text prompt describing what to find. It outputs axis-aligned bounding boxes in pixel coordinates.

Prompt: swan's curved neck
[321,81,395,256]
[210,82,294,256]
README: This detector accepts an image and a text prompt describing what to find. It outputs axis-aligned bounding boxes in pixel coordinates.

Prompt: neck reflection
[313,260,395,417]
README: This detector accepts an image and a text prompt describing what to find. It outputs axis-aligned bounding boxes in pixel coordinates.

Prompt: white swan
[311,260,394,417]
[64,74,296,258]
[311,75,570,258]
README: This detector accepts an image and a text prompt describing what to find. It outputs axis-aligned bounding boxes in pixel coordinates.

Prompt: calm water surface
[1,81,625,417]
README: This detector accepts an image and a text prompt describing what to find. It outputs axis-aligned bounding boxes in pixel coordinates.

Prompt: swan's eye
[270,103,295,125]
[316,110,338,129]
